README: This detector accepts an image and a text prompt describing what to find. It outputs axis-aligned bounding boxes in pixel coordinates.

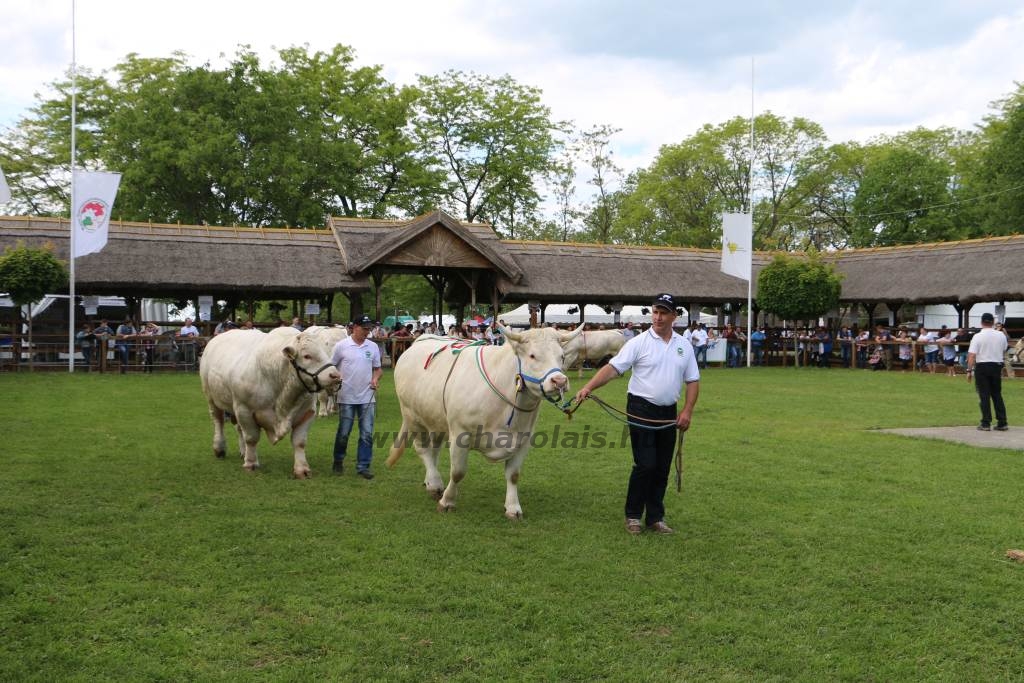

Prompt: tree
[577,124,622,243]
[973,82,1024,235]
[608,113,827,248]
[1,45,439,227]
[0,241,69,370]
[756,252,842,323]
[850,144,956,246]
[414,71,562,236]
[781,141,865,250]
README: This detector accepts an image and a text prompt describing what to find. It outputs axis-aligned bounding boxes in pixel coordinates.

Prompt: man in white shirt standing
[576,293,701,535]
[967,312,1008,431]
[331,315,383,478]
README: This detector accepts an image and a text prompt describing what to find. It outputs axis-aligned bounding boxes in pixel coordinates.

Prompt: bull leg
[438,443,468,512]
[503,450,528,520]
[234,421,246,461]
[414,429,446,500]
[234,409,262,471]
[209,401,227,459]
[289,410,315,479]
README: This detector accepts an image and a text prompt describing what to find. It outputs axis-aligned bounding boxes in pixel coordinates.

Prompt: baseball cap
[353,314,373,327]
[651,293,677,312]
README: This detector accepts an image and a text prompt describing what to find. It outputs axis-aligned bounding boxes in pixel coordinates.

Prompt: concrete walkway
[878,426,1022,451]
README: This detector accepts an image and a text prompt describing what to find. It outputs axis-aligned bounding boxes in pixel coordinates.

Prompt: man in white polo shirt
[576,293,701,535]
[331,315,383,478]
[967,312,1008,431]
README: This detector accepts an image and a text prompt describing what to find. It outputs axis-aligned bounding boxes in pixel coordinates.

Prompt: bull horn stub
[559,322,586,344]
[499,324,523,343]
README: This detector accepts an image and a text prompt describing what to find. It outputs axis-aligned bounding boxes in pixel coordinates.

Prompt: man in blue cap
[576,294,701,535]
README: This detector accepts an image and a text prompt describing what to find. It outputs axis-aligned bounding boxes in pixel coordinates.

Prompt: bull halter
[289,358,336,394]
[474,346,572,426]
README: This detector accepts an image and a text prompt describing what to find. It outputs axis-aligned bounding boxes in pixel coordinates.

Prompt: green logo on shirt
[676,347,684,356]
[364,350,372,359]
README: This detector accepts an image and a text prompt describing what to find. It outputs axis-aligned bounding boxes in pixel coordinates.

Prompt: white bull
[562,329,626,376]
[302,325,349,416]
[1013,337,1023,363]
[199,328,341,478]
[387,323,584,519]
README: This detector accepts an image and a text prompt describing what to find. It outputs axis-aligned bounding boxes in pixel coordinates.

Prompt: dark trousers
[625,394,677,525]
[975,362,1007,426]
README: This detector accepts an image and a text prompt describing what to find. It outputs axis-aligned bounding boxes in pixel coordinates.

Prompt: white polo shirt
[331,337,382,404]
[968,327,1008,363]
[608,328,700,406]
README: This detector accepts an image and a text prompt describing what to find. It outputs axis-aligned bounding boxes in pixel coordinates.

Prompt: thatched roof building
[1,212,1021,316]
[0,216,366,299]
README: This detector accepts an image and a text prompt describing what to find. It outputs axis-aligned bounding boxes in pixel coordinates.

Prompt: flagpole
[67,0,77,372]
[746,56,754,368]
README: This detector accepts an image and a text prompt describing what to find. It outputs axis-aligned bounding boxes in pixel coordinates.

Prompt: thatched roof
[498,240,769,305]
[825,234,1024,306]
[0,216,368,299]
[2,212,1021,308]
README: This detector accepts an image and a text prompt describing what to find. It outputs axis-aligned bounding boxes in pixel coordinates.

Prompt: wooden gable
[376,224,493,269]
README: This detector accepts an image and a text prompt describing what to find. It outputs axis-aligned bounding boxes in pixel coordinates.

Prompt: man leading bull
[576,293,701,536]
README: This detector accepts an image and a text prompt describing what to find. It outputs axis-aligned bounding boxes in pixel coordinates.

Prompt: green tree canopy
[414,70,563,237]
[0,241,68,305]
[756,252,842,322]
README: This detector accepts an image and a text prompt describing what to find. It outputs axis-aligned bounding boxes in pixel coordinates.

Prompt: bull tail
[387,420,410,468]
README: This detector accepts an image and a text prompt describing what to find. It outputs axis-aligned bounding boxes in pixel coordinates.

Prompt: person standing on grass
[331,314,383,479]
[967,312,1008,432]
[575,293,700,536]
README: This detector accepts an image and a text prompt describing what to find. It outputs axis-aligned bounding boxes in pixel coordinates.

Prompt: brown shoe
[625,518,643,535]
[647,521,675,535]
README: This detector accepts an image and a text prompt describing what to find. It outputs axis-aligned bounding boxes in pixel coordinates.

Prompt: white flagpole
[68,0,77,372]
[746,57,754,367]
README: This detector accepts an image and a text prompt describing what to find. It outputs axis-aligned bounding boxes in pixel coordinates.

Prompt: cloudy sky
[2,0,1023,174]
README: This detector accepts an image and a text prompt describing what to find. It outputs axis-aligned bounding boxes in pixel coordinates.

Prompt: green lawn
[1,368,1022,681]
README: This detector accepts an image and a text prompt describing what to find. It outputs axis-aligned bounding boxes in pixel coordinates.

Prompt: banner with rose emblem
[72,170,121,258]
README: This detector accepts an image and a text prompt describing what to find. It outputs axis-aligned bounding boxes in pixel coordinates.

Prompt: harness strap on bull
[424,338,487,370]
[474,346,540,426]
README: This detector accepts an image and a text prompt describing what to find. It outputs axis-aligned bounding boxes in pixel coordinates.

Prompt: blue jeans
[694,344,707,368]
[334,402,376,472]
[727,344,741,367]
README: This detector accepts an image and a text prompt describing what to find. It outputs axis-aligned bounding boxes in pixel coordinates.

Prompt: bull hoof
[243,463,259,472]
[214,449,226,459]
[437,501,456,513]
[293,469,311,480]
[427,488,444,501]
[505,510,523,521]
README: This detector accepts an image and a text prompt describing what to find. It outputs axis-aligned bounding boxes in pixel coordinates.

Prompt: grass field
[2,367,1023,681]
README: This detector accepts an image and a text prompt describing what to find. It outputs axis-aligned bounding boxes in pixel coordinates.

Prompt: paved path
[878,426,1022,451]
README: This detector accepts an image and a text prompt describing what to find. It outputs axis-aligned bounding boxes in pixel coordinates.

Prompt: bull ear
[282,345,297,360]
[559,322,586,345]
[499,324,523,344]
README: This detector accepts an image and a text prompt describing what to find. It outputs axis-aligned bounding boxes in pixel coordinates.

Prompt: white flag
[72,170,121,258]
[0,163,11,204]
[720,211,752,281]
